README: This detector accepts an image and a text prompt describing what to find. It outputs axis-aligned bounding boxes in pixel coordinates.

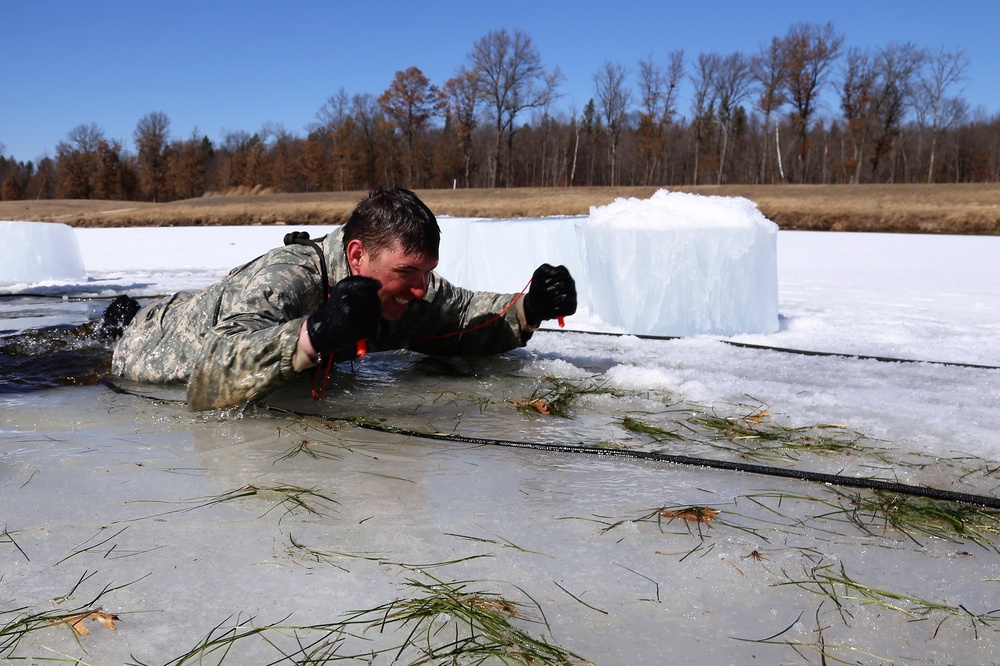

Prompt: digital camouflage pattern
[112,227,534,411]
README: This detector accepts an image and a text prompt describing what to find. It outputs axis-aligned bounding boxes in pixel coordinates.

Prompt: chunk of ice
[437,191,778,337]
[580,191,779,336]
[0,221,87,287]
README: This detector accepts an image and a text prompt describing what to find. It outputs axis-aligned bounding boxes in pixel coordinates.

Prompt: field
[1,183,999,234]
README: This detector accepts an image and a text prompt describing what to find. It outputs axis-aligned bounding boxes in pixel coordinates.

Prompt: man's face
[349,240,438,321]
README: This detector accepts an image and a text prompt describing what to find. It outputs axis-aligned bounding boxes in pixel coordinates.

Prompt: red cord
[411,278,532,341]
[311,353,335,400]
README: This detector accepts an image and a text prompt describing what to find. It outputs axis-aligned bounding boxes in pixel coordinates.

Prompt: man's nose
[409,273,429,299]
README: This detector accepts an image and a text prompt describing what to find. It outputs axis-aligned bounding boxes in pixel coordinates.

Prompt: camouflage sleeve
[186,253,324,411]
[186,318,304,410]
[401,273,533,356]
[112,291,206,384]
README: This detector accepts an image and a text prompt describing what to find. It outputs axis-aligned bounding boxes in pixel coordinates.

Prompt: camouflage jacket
[111,227,534,410]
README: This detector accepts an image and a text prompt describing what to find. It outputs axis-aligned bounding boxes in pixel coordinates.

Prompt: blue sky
[3,0,996,163]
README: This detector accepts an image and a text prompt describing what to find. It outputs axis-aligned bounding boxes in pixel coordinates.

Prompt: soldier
[111,187,577,410]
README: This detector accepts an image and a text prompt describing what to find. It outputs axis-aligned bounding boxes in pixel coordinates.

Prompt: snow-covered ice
[1,192,999,664]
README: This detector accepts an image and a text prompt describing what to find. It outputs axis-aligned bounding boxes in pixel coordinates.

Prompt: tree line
[1,23,997,203]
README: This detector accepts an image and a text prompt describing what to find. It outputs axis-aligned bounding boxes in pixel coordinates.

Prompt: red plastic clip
[356,339,367,358]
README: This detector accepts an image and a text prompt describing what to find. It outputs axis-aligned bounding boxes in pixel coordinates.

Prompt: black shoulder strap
[284,231,331,301]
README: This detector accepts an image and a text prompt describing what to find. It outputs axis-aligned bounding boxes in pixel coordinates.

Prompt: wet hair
[341,187,440,260]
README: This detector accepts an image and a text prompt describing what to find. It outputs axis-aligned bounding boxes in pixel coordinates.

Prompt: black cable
[329,414,1000,510]
[94,379,1000,509]
[722,339,1000,370]
[545,327,1000,371]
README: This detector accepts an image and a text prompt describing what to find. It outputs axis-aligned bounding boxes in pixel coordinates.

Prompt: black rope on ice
[320,413,1000,510]
[96,378,1000,509]
[544,327,1000,371]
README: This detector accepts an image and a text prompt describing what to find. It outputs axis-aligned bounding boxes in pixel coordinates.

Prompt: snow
[2,193,1000,664]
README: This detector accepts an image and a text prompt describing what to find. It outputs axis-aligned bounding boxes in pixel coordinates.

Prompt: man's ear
[345,239,366,275]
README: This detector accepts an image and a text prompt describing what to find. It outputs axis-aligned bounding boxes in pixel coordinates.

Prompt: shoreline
[1,183,998,234]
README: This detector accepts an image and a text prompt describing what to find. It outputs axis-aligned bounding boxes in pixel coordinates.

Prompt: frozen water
[438,191,779,336]
[0,221,87,287]
[580,190,779,336]
[2,194,1000,664]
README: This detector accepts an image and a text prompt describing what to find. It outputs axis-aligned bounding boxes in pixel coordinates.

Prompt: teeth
[394,297,408,306]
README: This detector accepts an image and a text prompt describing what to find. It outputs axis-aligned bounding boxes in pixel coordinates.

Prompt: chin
[382,302,408,321]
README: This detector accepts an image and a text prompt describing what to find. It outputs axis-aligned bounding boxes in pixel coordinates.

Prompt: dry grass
[1,183,998,234]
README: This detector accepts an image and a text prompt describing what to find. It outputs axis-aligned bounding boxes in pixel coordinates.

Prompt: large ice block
[0,221,88,287]
[580,190,779,336]
[436,191,779,337]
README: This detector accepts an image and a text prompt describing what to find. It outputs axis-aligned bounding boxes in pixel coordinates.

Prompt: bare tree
[839,47,878,183]
[593,60,631,186]
[311,88,360,190]
[134,111,171,201]
[378,66,440,186]
[269,126,302,193]
[441,66,479,187]
[169,131,212,199]
[467,28,561,187]
[56,123,105,198]
[351,92,394,188]
[868,42,926,181]
[219,129,251,189]
[781,22,843,182]
[637,51,683,184]
[712,52,754,184]
[314,88,351,133]
[690,52,721,185]
[93,138,125,200]
[752,37,788,182]
[916,47,969,182]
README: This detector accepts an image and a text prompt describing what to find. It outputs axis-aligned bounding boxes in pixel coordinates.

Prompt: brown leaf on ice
[660,506,720,524]
[744,409,772,423]
[58,609,120,635]
[511,398,552,415]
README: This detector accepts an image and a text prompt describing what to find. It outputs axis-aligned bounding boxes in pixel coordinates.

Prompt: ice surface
[2,218,1000,664]
[0,221,87,287]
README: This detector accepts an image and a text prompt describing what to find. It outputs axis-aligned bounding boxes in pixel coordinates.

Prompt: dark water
[0,293,146,393]
[0,322,115,393]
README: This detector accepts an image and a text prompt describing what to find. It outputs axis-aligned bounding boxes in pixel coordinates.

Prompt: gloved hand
[306,276,382,354]
[523,264,577,325]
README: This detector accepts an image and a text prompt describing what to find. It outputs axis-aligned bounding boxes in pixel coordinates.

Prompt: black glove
[306,276,382,354]
[523,264,577,325]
